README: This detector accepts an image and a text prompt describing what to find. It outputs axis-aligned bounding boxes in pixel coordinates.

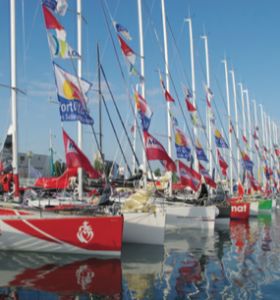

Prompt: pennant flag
[114,21,132,40]
[253,131,258,140]
[241,151,254,173]
[229,121,234,133]
[247,172,262,192]
[42,0,68,16]
[203,82,214,98]
[263,166,271,180]
[194,136,208,162]
[47,33,82,60]
[185,98,206,130]
[182,83,192,100]
[63,130,101,178]
[53,62,93,125]
[274,144,280,157]
[178,160,201,192]
[118,35,135,66]
[42,4,66,40]
[143,130,177,172]
[242,135,248,143]
[130,126,134,133]
[133,88,153,131]
[170,111,191,161]
[210,123,229,149]
[160,76,175,102]
[217,149,228,176]
[277,169,280,180]
[206,96,216,125]
[199,162,216,189]
[264,182,272,199]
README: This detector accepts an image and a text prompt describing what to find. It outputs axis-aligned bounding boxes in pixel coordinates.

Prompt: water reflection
[1,211,280,299]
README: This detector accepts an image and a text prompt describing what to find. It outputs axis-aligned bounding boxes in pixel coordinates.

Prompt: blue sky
[0,0,279,178]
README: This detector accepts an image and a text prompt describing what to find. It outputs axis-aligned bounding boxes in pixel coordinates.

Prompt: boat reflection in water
[0,251,122,299]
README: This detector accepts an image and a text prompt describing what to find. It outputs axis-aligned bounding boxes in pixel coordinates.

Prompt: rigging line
[109,110,131,177]
[99,0,156,187]
[21,0,27,94]
[100,92,132,177]
[143,0,156,39]
[25,0,40,54]
[100,65,140,167]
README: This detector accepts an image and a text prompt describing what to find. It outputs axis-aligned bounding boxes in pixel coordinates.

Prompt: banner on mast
[178,160,201,192]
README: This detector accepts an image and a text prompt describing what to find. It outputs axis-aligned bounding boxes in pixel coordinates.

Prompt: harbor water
[1,211,280,299]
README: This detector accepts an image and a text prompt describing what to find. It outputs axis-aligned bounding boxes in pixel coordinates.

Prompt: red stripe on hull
[230,203,250,220]
[0,209,33,216]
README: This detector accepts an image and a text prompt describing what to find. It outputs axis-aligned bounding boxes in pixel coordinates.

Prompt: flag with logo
[210,122,229,149]
[217,149,228,176]
[241,151,254,173]
[194,135,208,162]
[42,0,68,16]
[160,76,175,102]
[143,130,176,172]
[178,160,201,192]
[114,21,132,40]
[199,162,216,189]
[170,111,191,161]
[133,87,153,131]
[53,62,93,125]
[186,98,205,130]
[42,4,66,40]
[47,33,82,60]
[63,130,101,178]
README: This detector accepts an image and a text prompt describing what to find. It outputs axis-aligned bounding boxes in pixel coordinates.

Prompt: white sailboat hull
[249,201,259,216]
[122,210,166,245]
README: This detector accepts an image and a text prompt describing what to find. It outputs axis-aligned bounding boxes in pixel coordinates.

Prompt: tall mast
[77,0,83,198]
[259,104,265,146]
[268,115,273,170]
[222,59,232,194]
[161,0,172,196]
[50,128,54,177]
[97,42,102,156]
[137,0,147,188]
[229,70,240,178]
[185,17,198,172]
[252,100,259,183]
[244,90,252,160]
[201,34,212,174]
[132,86,137,176]
[11,0,19,200]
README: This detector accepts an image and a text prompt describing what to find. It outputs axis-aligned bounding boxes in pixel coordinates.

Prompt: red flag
[117,35,135,65]
[247,172,262,192]
[242,135,248,143]
[237,182,244,200]
[160,76,175,102]
[198,163,216,189]
[42,4,64,30]
[143,130,176,172]
[264,182,272,199]
[217,149,228,176]
[178,160,201,192]
[63,130,101,179]
[130,126,134,133]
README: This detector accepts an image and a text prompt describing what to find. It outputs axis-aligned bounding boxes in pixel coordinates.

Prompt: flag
[242,135,248,143]
[42,0,68,16]
[264,182,272,199]
[274,144,280,157]
[182,83,192,100]
[229,121,234,133]
[170,111,191,161]
[185,98,205,130]
[277,169,280,180]
[133,88,153,131]
[63,130,101,178]
[241,151,254,173]
[253,131,258,140]
[210,122,229,149]
[199,162,216,189]
[29,165,42,179]
[194,136,208,162]
[53,62,93,125]
[206,96,216,125]
[217,149,228,176]
[114,21,132,40]
[130,126,134,133]
[42,4,66,40]
[247,172,262,192]
[160,76,175,102]
[118,35,135,66]
[143,130,177,172]
[47,33,82,60]
[178,160,201,192]
[203,82,214,98]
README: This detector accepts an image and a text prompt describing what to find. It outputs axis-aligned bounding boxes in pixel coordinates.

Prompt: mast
[252,100,259,183]
[238,84,246,144]
[77,0,83,198]
[201,34,212,175]
[11,0,19,200]
[132,86,137,176]
[268,115,273,170]
[161,0,172,196]
[50,128,54,177]
[137,0,147,188]
[185,17,198,173]
[97,42,102,156]
[229,70,240,178]
[244,90,252,160]
[222,59,233,194]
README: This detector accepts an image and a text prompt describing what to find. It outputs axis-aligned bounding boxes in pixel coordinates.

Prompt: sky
[0,0,279,179]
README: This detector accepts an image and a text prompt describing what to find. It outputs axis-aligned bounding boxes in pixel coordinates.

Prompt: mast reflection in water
[1,211,280,299]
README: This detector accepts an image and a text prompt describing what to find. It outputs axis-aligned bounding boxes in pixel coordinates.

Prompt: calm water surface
[1,211,280,299]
